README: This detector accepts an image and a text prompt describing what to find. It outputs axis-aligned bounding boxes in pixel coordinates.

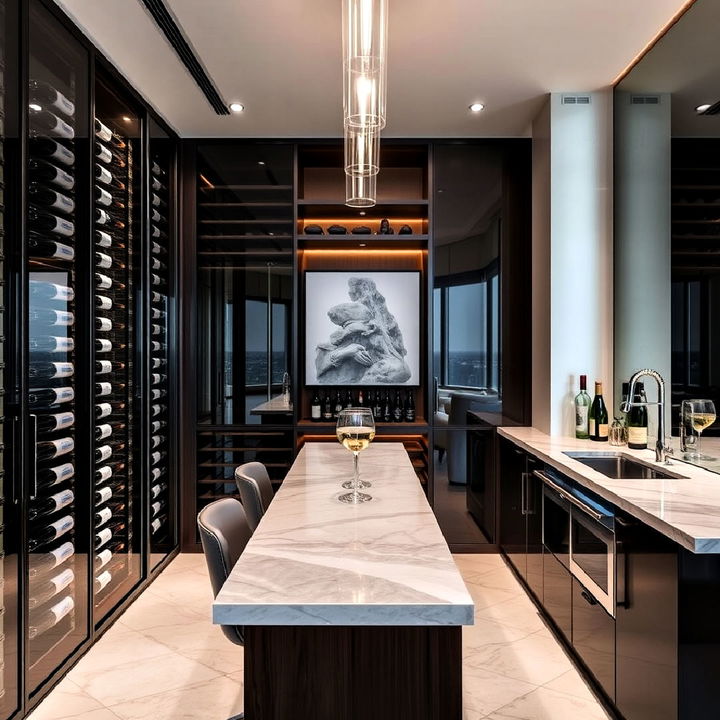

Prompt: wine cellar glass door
[92,72,143,625]
[25,0,89,694]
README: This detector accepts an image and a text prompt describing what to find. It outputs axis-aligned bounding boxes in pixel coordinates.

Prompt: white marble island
[214,441,472,720]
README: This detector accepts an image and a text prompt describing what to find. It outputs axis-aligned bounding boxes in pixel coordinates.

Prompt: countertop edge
[497,427,708,554]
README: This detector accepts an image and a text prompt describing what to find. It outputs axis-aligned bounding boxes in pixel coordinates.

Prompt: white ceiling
[55,0,689,138]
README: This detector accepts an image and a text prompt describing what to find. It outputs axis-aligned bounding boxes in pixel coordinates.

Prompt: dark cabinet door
[466,427,495,542]
[498,439,526,578]
[572,579,615,701]
[525,456,543,599]
[543,546,572,640]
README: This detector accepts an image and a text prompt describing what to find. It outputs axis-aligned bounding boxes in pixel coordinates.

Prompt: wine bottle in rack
[28,107,74,140]
[95,402,112,420]
[94,571,112,594]
[29,157,74,191]
[94,506,113,527]
[28,237,75,261]
[29,541,75,578]
[28,514,75,551]
[30,361,74,379]
[36,437,74,461]
[29,309,74,327]
[150,482,167,499]
[30,137,75,166]
[151,514,167,534]
[96,359,112,374]
[95,229,112,248]
[30,335,74,353]
[28,183,75,214]
[28,567,75,610]
[29,489,74,520]
[37,462,75,491]
[28,595,75,639]
[29,79,76,117]
[30,279,75,302]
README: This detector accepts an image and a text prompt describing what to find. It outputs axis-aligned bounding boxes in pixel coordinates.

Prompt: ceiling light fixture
[122,116,132,123]
[696,103,712,113]
[229,102,245,113]
[469,102,485,113]
[258,161,265,165]
[343,0,388,208]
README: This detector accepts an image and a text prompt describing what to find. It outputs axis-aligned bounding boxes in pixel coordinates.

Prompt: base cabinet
[542,551,572,640]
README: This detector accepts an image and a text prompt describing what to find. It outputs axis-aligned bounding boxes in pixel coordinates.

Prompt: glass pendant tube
[346,172,377,208]
[344,124,379,177]
[342,0,387,130]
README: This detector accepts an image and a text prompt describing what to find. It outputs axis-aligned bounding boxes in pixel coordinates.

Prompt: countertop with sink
[498,426,720,553]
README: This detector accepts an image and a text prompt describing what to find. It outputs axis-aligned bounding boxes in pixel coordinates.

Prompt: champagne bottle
[30,280,74,302]
[37,462,74,490]
[29,489,74,520]
[28,183,75,214]
[627,381,648,450]
[28,595,75,639]
[29,79,75,117]
[28,237,75,260]
[28,514,75,551]
[28,106,74,140]
[30,137,75,166]
[574,375,591,439]
[36,412,75,433]
[29,335,74,353]
[29,386,74,407]
[37,437,75,460]
[28,567,75,610]
[30,361,74,379]
[29,158,74,191]
[588,381,609,442]
[28,206,75,237]
[311,390,321,421]
[405,391,416,422]
[29,541,74,578]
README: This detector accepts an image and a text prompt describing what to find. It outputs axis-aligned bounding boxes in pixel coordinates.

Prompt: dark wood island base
[244,625,463,720]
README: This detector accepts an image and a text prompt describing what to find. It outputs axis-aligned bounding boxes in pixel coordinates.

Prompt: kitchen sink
[563,452,687,480]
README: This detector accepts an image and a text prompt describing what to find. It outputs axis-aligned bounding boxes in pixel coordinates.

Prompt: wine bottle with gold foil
[588,381,609,442]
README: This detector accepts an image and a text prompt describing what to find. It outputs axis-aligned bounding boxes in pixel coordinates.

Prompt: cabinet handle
[581,589,598,606]
[534,470,608,522]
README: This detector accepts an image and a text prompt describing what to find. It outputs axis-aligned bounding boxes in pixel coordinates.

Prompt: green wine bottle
[574,375,591,439]
[627,381,648,449]
[588,381,609,442]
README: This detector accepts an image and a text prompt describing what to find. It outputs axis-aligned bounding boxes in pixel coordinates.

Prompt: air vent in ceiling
[631,95,660,105]
[140,0,230,115]
[699,101,720,115]
[562,95,591,105]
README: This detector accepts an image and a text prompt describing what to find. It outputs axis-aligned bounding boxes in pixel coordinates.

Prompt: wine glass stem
[697,430,703,457]
[353,451,360,498]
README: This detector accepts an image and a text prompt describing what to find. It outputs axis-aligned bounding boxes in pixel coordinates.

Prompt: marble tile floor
[28,553,612,720]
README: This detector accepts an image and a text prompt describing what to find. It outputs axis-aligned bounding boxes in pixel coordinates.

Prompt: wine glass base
[341,480,371,489]
[338,491,372,504]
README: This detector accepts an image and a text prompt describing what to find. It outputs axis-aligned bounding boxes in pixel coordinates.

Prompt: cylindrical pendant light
[344,125,379,177]
[345,173,377,208]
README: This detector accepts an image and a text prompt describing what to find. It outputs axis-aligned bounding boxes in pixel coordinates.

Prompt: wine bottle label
[31,281,74,301]
[151,436,161,448]
[151,502,161,516]
[151,518,162,533]
[151,421,162,432]
[95,549,112,569]
[96,486,112,505]
[96,423,112,439]
[152,241,162,255]
[96,186,112,206]
[96,382,112,396]
[49,462,75,481]
[51,336,74,352]
[96,230,112,248]
[50,413,75,431]
[50,568,75,593]
[50,437,75,455]
[96,143,112,163]
[49,541,75,567]
[151,451,161,464]
[151,389,162,400]
[51,242,75,259]
[39,112,75,140]
[96,527,112,547]
[95,570,112,592]
[96,166,112,185]
[151,468,163,481]
[311,405,321,419]
[48,489,74,512]
[628,426,648,446]
[95,119,112,142]
[53,387,75,403]
[49,362,74,377]
[96,466,112,482]
[47,142,75,166]
[97,360,112,374]
[96,208,109,224]
[96,403,112,418]
[49,192,75,213]
[96,339,112,352]
[97,317,112,331]
[49,515,75,537]
[96,296,112,310]
[152,194,161,207]
[96,507,112,526]
[48,166,74,191]
[50,595,75,623]
[96,253,112,269]
[589,420,609,438]
[96,445,112,462]
[96,273,112,289]
[151,484,162,498]
[45,215,75,237]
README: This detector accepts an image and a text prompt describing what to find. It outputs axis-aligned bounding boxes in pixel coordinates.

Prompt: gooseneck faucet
[621,369,672,464]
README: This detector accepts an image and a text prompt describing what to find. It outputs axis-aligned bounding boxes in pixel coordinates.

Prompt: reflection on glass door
[26,0,89,693]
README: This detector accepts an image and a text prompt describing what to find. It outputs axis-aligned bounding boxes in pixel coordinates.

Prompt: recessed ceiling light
[696,103,712,113]
[258,161,265,165]
[29,103,42,111]
[469,102,485,113]
[122,116,132,123]
[359,211,366,216]
[359,243,367,247]
[229,102,245,113]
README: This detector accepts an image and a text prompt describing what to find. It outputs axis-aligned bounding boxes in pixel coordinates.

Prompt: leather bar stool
[234,461,274,532]
[197,498,252,720]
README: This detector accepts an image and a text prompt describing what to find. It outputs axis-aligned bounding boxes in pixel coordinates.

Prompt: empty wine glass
[685,399,716,460]
[336,407,375,504]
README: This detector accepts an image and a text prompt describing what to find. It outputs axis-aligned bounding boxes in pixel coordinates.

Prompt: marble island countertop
[249,394,293,415]
[213,442,474,626]
[499,426,720,553]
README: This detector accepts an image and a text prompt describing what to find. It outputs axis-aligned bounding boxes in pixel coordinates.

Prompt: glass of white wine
[686,399,717,460]
[336,407,375,504]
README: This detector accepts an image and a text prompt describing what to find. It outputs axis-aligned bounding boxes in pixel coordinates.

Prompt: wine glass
[686,399,716,460]
[336,407,375,504]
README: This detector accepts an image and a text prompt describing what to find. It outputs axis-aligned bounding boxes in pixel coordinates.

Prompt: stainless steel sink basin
[563,452,687,480]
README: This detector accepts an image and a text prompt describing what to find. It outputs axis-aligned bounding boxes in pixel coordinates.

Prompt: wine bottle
[28,183,75,214]
[36,412,75,436]
[151,499,166,517]
[29,387,74,407]
[95,382,112,398]
[96,316,112,332]
[96,295,113,311]
[345,389,353,409]
[29,489,74,520]
[30,361,74,379]
[95,185,112,207]
[30,280,74,302]
[30,137,75,166]
[405,391,416,422]
[627,381,649,450]
[151,176,166,193]
[28,106,74,140]
[588,381,609,442]
[96,339,112,353]
[150,435,164,449]
[151,482,167,499]
[29,309,74,327]
[29,335,74,353]
[151,467,165,482]
[393,391,403,422]
[96,360,112,375]
[28,595,75,639]
[151,208,165,223]
[152,160,165,177]
[574,375,591,440]
[151,291,163,303]
[96,423,112,440]
[94,526,112,550]
[29,206,75,237]
[322,393,333,420]
[150,308,166,321]
[150,341,166,352]
[151,193,165,208]
[151,515,166,534]
[28,237,75,260]
[95,231,112,251]
[95,141,112,164]
[37,462,74,490]
[95,402,112,419]
[151,451,167,466]
[94,506,112,527]
[151,373,166,385]
[28,567,75,610]
[29,541,74,578]
[95,485,113,506]
[29,158,74,191]
[150,323,164,336]
[357,390,364,407]
[311,390,321,421]
[95,273,112,290]
[151,240,165,255]
[94,570,112,594]
[95,465,113,484]
[383,391,392,423]
[29,79,75,117]
[28,514,75,551]
[95,445,113,463]
[151,358,167,370]
[151,420,167,433]
[95,207,110,225]
[94,118,112,142]
[95,252,112,269]
[37,437,75,461]
[151,273,163,286]
[373,392,382,421]
[151,404,166,417]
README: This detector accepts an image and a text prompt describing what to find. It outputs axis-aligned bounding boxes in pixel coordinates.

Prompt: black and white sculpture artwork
[305,272,420,386]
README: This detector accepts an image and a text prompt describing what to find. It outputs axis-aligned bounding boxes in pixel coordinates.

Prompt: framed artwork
[304,271,421,386]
